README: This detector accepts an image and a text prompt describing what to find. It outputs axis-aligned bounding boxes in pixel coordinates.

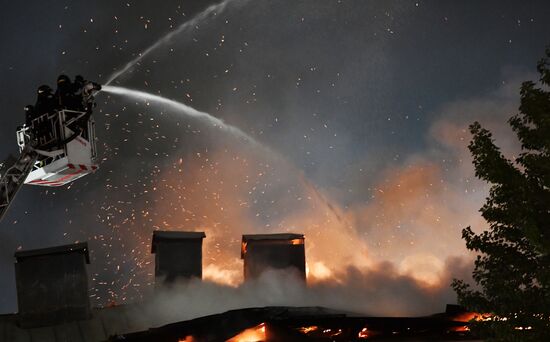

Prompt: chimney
[14,242,91,328]
[151,231,206,285]
[241,233,306,281]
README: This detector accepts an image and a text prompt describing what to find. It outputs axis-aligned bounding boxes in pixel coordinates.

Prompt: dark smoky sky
[0,0,549,314]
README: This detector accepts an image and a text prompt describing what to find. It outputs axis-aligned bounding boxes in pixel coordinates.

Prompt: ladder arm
[0,145,38,223]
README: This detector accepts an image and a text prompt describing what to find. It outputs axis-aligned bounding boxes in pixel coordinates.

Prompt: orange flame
[452,312,491,322]
[227,323,266,342]
[290,238,304,245]
[297,325,318,334]
[450,311,491,332]
[178,337,196,342]
[358,327,369,339]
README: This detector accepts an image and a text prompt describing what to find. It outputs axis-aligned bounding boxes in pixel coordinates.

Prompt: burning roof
[107,306,480,341]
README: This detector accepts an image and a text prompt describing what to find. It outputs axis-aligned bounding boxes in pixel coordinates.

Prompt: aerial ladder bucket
[17,110,98,186]
[0,81,101,222]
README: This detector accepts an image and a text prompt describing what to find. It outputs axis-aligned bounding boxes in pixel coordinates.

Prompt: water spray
[102,85,349,229]
[99,0,348,233]
[105,0,240,85]
[102,85,256,143]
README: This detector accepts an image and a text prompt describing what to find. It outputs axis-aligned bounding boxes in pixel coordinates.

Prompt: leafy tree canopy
[452,48,550,341]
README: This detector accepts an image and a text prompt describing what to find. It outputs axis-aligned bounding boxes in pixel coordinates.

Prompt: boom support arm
[0,144,38,222]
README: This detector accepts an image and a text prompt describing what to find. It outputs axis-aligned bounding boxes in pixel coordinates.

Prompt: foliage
[452,48,550,341]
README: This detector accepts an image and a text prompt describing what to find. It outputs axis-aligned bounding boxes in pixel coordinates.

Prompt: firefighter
[81,80,102,113]
[72,75,86,111]
[34,85,56,116]
[73,75,85,89]
[77,79,102,138]
[55,74,75,109]
[34,85,57,146]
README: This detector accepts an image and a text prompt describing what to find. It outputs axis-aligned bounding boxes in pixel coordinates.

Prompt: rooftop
[151,231,206,253]
[14,242,90,264]
[241,233,304,242]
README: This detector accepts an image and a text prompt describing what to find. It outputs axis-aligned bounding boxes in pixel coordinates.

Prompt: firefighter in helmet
[34,85,56,116]
[33,85,57,146]
[72,75,86,111]
[55,74,75,109]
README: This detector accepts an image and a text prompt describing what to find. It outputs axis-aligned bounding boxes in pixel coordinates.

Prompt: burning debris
[226,322,266,342]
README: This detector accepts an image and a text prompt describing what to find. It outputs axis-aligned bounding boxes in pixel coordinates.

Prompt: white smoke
[126,257,472,329]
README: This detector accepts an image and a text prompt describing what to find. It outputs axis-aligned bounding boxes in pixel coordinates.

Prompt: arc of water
[102,85,255,143]
[102,85,349,235]
[105,0,239,86]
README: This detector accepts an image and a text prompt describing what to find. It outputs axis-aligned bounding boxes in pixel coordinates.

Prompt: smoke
[105,0,246,85]
[85,73,529,323]
[105,74,528,318]
[99,84,371,285]
[126,256,473,329]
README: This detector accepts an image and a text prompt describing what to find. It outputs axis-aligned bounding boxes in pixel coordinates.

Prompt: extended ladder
[0,144,38,222]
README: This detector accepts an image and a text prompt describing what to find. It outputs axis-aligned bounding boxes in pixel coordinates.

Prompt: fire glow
[92,104,486,315]
[111,148,479,318]
[227,323,266,342]
[450,311,492,332]
[358,327,369,339]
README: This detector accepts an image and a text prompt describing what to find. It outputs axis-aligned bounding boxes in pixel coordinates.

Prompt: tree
[452,48,550,341]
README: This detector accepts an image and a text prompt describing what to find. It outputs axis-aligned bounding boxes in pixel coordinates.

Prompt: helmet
[37,85,52,95]
[74,75,84,83]
[57,74,70,85]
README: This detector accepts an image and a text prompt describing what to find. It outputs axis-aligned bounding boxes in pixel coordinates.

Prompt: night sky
[1,0,550,316]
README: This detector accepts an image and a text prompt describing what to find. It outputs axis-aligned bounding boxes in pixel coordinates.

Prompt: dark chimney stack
[151,231,206,285]
[14,242,91,328]
[241,233,306,281]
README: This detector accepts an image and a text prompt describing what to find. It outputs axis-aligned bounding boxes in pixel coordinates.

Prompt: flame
[452,312,491,322]
[450,311,492,332]
[306,261,333,281]
[297,326,345,338]
[179,337,196,342]
[321,328,343,337]
[227,323,266,342]
[241,241,248,257]
[452,325,470,332]
[358,327,369,339]
[297,326,318,334]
